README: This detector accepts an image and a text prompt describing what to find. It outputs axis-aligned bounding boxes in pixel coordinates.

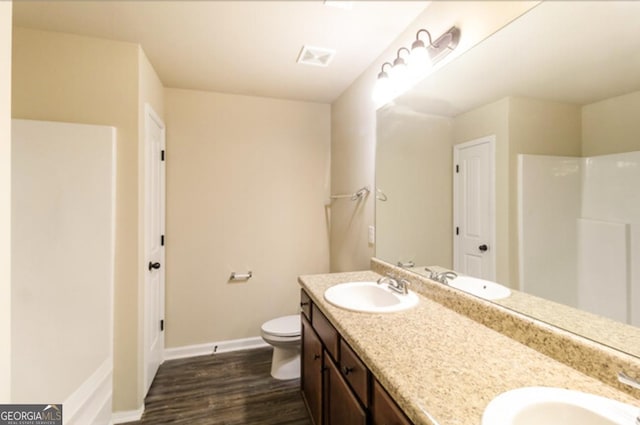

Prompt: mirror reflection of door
[453,136,495,280]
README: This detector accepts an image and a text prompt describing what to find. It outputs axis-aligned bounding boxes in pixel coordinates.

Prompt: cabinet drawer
[300,289,311,321]
[340,339,369,407]
[371,379,412,425]
[311,304,339,361]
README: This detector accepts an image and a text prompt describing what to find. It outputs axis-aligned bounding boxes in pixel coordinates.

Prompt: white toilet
[260,314,301,380]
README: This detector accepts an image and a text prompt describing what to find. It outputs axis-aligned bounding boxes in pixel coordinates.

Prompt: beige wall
[12,27,143,411]
[0,1,11,403]
[331,80,375,271]
[330,1,539,272]
[164,88,330,348]
[582,90,640,156]
[376,106,453,268]
[453,98,510,284]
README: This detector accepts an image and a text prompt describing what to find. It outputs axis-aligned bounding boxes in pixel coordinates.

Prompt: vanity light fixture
[409,29,435,71]
[390,47,410,79]
[373,26,461,105]
[373,62,393,105]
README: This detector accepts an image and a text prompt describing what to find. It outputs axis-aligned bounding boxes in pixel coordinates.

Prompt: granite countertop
[298,270,640,425]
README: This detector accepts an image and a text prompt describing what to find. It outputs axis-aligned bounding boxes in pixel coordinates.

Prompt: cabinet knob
[342,366,354,375]
[300,301,310,306]
[313,353,321,360]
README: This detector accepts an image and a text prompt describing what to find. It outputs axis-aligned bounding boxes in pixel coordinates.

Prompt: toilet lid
[261,315,300,337]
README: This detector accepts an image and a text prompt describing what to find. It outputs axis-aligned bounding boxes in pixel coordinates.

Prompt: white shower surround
[11,119,116,424]
[518,151,640,326]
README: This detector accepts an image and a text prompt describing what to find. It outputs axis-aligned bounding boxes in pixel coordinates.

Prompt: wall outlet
[368,225,375,245]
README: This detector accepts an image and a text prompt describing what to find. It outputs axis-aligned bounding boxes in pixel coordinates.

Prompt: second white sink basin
[324,281,419,313]
[449,275,511,300]
[483,387,639,425]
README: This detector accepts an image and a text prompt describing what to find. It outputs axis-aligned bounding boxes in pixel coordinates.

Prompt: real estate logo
[0,404,62,425]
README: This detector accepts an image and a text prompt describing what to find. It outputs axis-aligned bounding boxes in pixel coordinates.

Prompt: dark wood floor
[123,347,311,425]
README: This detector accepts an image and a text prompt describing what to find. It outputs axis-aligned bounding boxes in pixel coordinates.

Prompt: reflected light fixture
[372,62,393,105]
[390,47,410,80]
[409,29,434,72]
[373,26,460,105]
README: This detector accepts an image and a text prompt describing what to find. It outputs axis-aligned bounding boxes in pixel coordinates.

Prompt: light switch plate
[368,225,375,245]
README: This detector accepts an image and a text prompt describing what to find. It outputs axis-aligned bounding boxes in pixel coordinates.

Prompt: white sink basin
[449,275,511,300]
[324,281,419,313]
[483,387,639,425]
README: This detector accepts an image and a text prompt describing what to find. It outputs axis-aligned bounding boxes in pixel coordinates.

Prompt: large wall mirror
[375,1,640,358]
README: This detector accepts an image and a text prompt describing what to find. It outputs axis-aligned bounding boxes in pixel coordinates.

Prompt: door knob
[148,261,161,271]
[478,244,488,252]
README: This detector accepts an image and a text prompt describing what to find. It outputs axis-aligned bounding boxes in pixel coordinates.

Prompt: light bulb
[389,57,408,81]
[372,72,393,105]
[409,41,431,76]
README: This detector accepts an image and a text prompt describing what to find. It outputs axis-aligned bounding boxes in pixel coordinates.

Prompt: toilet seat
[261,315,300,337]
[261,314,302,380]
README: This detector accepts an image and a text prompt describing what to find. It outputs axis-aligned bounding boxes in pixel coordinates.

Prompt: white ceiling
[12,0,430,103]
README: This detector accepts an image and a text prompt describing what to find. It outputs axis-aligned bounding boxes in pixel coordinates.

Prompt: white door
[144,104,166,395]
[453,136,495,280]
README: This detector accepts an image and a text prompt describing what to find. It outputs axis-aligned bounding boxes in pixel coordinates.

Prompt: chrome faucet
[424,268,458,285]
[377,274,411,295]
[396,260,415,269]
[616,372,640,424]
[618,371,640,390]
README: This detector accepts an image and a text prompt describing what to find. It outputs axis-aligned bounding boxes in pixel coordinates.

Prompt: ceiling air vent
[297,45,336,67]
[323,1,353,10]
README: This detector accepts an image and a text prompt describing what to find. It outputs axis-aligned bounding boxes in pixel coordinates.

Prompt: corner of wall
[329,70,377,273]
[0,0,12,403]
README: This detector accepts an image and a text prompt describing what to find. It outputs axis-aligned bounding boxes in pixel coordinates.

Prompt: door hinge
[160,319,164,331]
[456,226,459,235]
[161,235,165,246]
[161,150,165,161]
[456,164,459,173]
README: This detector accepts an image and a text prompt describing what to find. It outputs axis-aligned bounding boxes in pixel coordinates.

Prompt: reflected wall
[376,106,453,269]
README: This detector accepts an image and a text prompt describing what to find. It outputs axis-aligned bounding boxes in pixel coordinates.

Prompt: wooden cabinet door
[324,352,367,425]
[371,379,413,425]
[302,316,323,425]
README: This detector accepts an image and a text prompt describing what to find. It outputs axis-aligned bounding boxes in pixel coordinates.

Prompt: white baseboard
[111,404,144,424]
[164,336,269,361]
[63,358,113,425]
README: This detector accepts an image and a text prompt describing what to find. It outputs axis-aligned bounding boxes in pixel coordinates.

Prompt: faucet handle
[377,274,397,285]
[398,278,411,295]
[618,371,640,390]
[424,267,438,280]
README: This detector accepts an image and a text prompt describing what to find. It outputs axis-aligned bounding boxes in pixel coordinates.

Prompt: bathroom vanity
[299,269,640,425]
[300,288,411,425]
